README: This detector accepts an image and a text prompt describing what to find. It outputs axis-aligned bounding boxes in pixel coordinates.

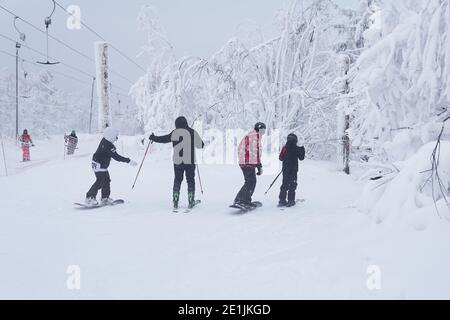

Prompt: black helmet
[254,122,267,132]
[287,133,298,144]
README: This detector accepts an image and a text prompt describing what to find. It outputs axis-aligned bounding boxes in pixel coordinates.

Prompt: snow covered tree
[131,0,362,160]
[349,0,450,162]
[0,68,91,137]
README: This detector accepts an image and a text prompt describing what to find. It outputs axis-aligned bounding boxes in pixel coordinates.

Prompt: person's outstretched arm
[109,146,130,163]
[150,132,172,144]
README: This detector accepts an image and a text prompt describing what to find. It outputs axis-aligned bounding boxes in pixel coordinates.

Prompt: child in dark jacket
[85,127,137,206]
[278,133,305,207]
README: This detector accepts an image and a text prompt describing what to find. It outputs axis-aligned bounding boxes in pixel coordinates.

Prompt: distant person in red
[19,129,34,162]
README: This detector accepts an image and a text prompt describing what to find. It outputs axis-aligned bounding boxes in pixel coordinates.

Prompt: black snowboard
[75,199,125,210]
[230,201,263,213]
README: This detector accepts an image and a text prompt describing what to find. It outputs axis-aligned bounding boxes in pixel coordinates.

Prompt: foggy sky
[0,0,360,95]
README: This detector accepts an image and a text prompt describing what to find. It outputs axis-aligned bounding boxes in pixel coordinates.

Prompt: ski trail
[2,137,450,299]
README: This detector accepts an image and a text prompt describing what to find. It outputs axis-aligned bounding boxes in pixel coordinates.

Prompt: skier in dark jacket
[85,127,137,206]
[278,133,305,207]
[65,130,78,155]
[149,116,204,209]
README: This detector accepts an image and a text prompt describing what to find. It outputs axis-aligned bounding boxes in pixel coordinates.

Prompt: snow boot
[278,200,288,207]
[286,200,296,208]
[188,191,196,209]
[173,191,180,209]
[85,197,99,207]
[101,198,115,206]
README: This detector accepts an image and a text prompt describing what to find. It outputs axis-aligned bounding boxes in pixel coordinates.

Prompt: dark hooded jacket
[279,140,306,173]
[152,116,204,165]
[92,138,130,170]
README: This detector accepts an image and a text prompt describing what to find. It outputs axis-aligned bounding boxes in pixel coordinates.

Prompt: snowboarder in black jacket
[85,127,137,206]
[149,116,204,209]
[278,133,305,207]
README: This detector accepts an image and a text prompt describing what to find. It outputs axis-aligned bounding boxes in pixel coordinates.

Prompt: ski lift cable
[0,47,129,101]
[0,4,135,85]
[0,32,93,79]
[53,0,146,73]
[1,32,132,90]
[0,4,94,63]
[0,48,87,86]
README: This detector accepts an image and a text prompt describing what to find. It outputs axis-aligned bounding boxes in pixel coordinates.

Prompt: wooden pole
[94,42,111,132]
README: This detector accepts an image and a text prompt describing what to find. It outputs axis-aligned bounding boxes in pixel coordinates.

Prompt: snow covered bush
[358,141,450,229]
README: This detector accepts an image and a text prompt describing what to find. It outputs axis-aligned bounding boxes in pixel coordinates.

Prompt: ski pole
[132,140,153,189]
[0,134,7,176]
[197,164,204,194]
[264,170,283,195]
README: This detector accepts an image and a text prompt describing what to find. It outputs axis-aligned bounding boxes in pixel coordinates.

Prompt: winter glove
[129,160,138,167]
[149,133,155,141]
[256,164,263,176]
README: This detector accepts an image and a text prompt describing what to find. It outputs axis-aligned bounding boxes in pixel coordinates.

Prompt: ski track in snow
[1,135,450,299]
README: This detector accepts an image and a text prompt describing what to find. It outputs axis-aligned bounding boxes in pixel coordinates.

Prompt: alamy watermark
[66,265,81,290]
[366,265,381,291]
[66,5,81,30]
[153,124,283,175]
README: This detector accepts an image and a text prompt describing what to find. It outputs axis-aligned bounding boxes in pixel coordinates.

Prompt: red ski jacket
[19,133,33,145]
[238,130,262,168]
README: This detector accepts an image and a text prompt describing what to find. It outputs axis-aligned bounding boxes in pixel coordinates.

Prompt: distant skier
[65,130,78,156]
[85,127,137,206]
[19,129,34,162]
[233,122,266,208]
[149,116,205,209]
[278,133,305,207]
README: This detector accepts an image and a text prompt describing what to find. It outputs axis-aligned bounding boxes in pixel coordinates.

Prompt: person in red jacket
[19,129,34,162]
[233,122,266,207]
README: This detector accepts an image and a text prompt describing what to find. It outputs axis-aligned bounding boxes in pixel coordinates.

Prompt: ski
[172,200,201,214]
[75,199,125,210]
[184,200,201,213]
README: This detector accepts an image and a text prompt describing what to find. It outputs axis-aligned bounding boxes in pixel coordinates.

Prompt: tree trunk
[338,54,351,175]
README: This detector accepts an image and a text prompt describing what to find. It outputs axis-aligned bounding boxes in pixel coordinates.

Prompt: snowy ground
[1,135,450,299]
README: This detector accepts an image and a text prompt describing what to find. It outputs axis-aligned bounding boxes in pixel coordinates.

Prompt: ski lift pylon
[37,0,59,65]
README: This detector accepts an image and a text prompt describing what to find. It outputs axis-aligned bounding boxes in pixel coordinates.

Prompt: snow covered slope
[1,135,450,299]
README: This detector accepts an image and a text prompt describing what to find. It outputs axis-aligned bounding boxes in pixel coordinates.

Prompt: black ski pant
[173,164,196,193]
[235,166,257,204]
[279,171,298,203]
[86,171,111,199]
